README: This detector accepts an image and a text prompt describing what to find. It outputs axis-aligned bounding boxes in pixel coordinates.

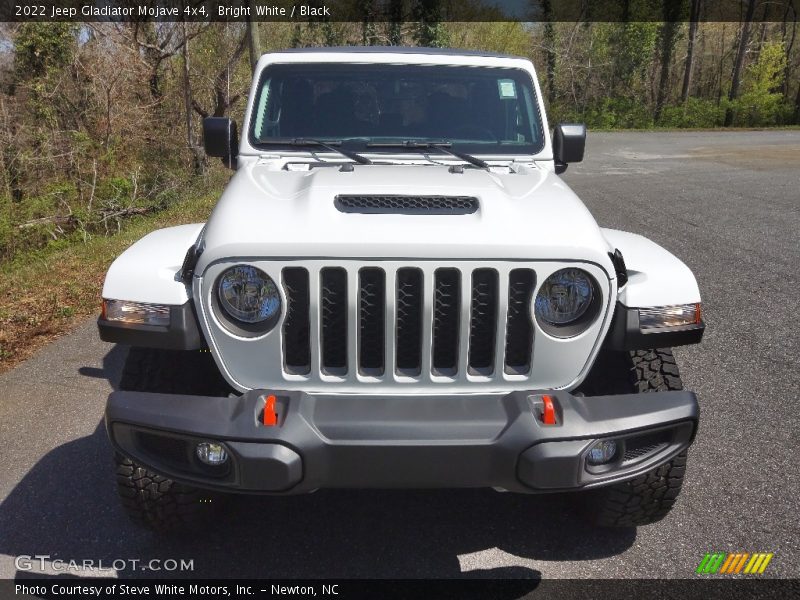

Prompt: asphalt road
[1,131,798,581]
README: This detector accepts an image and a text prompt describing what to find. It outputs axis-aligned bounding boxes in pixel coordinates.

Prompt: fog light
[196,442,228,466]
[587,440,618,466]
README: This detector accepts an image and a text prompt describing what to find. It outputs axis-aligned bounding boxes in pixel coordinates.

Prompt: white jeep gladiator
[99,47,705,532]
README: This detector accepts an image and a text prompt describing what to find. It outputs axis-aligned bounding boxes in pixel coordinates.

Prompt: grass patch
[0,179,224,374]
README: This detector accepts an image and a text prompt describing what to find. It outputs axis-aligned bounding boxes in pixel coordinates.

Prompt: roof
[269,46,525,61]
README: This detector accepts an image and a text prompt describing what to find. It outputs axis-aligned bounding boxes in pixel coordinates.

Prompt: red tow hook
[540,394,557,425]
[262,394,278,426]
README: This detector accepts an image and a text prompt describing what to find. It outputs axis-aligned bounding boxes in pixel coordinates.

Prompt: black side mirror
[203,117,239,169]
[553,123,586,174]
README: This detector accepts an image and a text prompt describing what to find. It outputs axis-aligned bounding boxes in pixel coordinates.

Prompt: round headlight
[217,265,281,326]
[535,268,596,329]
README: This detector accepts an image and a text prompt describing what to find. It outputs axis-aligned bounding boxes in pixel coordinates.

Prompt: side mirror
[552,123,586,175]
[203,117,239,169]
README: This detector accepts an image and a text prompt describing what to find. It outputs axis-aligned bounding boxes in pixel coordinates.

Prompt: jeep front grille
[199,259,611,393]
[281,264,537,378]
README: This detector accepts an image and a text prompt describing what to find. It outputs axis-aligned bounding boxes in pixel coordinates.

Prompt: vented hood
[197,161,615,276]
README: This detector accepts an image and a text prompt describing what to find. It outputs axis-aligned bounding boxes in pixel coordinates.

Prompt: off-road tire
[114,347,231,533]
[115,454,219,533]
[577,348,690,527]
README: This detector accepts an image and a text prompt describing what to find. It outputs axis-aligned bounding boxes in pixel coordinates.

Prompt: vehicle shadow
[77,341,128,390]
[0,344,636,582]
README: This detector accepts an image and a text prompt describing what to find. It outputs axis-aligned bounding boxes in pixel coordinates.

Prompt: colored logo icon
[696,552,774,575]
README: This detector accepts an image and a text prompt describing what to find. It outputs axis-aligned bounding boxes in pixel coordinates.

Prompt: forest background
[0,0,797,368]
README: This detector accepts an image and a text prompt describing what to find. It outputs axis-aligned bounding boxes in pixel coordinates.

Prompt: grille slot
[504,269,536,374]
[335,195,479,215]
[432,268,461,375]
[359,268,385,375]
[320,267,348,374]
[395,268,423,375]
[282,267,311,374]
[623,431,671,462]
[468,269,499,374]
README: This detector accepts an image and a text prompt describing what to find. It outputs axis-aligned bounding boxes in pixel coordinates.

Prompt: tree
[117,22,205,100]
[245,0,261,73]
[413,0,447,47]
[181,22,204,174]
[388,0,404,45]
[795,79,800,123]
[359,0,378,45]
[736,41,788,125]
[779,0,797,98]
[681,0,702,103]
[542,0,557,105]
[191,28,248,119]
[654,1,686,122]
[13,22,75,80]
[725,0,758,126]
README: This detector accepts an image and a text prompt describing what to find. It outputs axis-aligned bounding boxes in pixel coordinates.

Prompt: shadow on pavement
[1,344,636,580]
[77,341,128,390]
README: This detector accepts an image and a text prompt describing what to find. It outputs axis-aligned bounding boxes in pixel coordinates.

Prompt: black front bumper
[105,389,698,494]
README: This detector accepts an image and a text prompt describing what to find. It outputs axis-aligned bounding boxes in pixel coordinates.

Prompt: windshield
[249,63,545,155]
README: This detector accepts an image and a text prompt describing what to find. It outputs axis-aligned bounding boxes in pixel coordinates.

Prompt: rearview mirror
[553,123,586,175]
[203,117,239,169]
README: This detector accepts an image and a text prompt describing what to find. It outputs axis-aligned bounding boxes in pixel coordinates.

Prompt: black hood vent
[335,195,479,215]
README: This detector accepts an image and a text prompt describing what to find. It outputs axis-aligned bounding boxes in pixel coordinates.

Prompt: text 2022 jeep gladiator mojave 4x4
[98,47,705,533]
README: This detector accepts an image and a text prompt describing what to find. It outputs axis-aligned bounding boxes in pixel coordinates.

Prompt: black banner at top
[2,0,799,23]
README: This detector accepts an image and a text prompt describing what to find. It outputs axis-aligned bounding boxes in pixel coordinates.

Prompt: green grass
[0,182,224,373]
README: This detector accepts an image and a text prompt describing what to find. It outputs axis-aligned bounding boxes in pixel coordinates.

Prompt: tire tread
[114,347,229,533]
[580,348,690,528]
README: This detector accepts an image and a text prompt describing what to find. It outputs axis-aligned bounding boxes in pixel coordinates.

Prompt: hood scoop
[334,194,479,215]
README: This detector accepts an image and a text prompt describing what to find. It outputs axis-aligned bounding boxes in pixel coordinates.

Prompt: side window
[263,80,283,138]
[253,77,271,140]
[520,86,539,145]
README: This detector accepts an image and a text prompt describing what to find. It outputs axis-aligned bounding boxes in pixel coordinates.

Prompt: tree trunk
[752,2,771,63]
[1,144,22,203]
[654,1,682,123]
[781,4,797,96]
[794,80,800,124]
[725,0,758,126]
[716,24,727,104]
[388,0,403,44]
[681,0,702,103]
[181,23,204,175]
[360,0,377,45]
[192,32,248,119]
[246,1,261,73]
[543,0,557,106]
[414,0,445,47]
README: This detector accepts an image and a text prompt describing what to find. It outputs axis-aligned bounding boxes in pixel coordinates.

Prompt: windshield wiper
[258,138,372,165]
[366,140,489,170]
